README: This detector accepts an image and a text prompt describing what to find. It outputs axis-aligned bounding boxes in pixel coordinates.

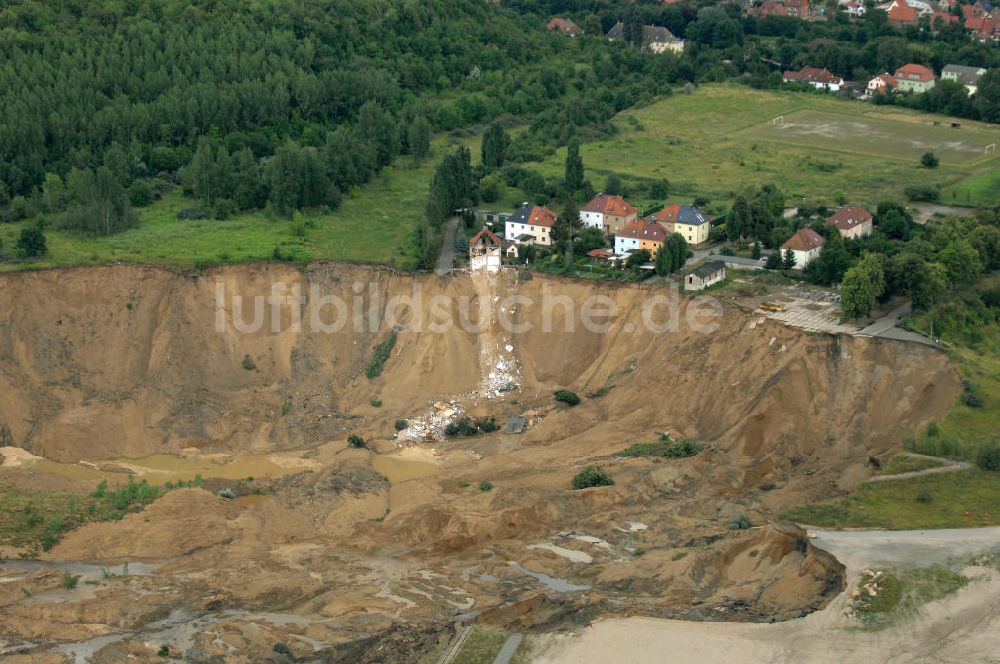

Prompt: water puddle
[508,562,591,592]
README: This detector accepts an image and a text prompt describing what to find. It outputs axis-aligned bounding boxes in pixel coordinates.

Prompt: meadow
[532,84,1000,209]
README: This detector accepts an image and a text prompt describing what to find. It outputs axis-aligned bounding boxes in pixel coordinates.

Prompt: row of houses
[749,0,998,40]
[546,16,686,53]
[783,62,988,97]
[780,205,873,268]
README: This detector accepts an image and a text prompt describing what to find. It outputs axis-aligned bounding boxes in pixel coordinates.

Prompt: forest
[0,0,997,268]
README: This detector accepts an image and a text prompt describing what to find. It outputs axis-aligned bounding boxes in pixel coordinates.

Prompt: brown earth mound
[0,263,959,661]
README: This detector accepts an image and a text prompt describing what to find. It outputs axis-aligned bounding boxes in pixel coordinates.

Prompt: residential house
[941,64,987,95]
[867,72,898,94]
[546,17,583,36]
[586,248,616,263]
[886,0,919,26]
[606,23,685,53]
[785,0,811,17]
[844,1,867,18]
[781,228,826,268]
[582,193,638,234]
[962,3,999,41]
[928,11,959,29]
[469,227,503,273]
[685,261,726,291]
[826,205,873,239]
[894,63,936,92]
[504,202,557,247]
[648,204,711,245]
[755,1,789,16]
[782,67,845,91]
[614,220,667,258]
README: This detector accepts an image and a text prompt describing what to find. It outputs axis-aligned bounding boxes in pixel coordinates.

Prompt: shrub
[916,489,933,504]
[554,389,581,406]
[394,419,409,431]
[347,434,366,449]
[977,444,1000,472]
[370,399,382,408]
[477,417,498,433]
[242,354,256,371]
[444,418,479,437]
[128,180,156,207]
[572,465,614,489]
[728,512,752,529]
[479,480,493,492]
[16,226,47,258]
[176,207,209,220]
[273,643,292,656]
[904,184,939,202]
[920,152,939,168]
[157,645,170,657]
[62,570,80,589]
[281,400,291,416]
[926,422,939,437]
[364,332,398,380]
[664,438,703,458]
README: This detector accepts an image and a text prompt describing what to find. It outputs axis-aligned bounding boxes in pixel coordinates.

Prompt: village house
[649,204,711,245]
[885,0,919,27]
[785,0,811,18]
[685,261,726,291]
[755,0,789,17]
[844,1,867,18]
[582,193,638,234]
[546,17,583,36]
[894,63,936,92]
[782,67,845,91]
[962,3,999,41]
[469,227,502,273]
[614,220,667,258]
[606,23,685,53]
[504,202,557,247]
[781,228,826,269]
[941,64,987,95]
[867,72,898,95]
[826,205,874,239]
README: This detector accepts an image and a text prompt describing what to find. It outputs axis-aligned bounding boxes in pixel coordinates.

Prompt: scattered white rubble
[527,543,594,564]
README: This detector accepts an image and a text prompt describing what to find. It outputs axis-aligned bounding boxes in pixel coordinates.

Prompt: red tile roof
[783,67,844,85]
[782,228,826,252]
[870,73,897,90]
[826,205,872,231]
[619,220,667,243]
[894,63,935,82]
[470,227,502,248]
[888,0,918,25]
[582,194,638,217]
[648,204,682,225]
[546,17,582,35]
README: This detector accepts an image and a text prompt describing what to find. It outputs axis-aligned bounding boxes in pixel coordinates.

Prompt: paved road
[810,526,1000,571]
[435,216,460,276]
[857,302,911,336]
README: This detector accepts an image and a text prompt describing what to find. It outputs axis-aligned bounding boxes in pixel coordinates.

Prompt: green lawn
[942,167,1000,208]
[877,454,947,475]
[529,84,998,209]
[782,469,1000,530]
[851,567,969,630]
[0,140,473,273]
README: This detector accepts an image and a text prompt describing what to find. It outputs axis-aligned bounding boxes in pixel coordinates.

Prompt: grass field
[531,84,1000,209]
[781,469,1000,530]
[747,109,998,167]
[851,566,969,630]
[877,454,948,475]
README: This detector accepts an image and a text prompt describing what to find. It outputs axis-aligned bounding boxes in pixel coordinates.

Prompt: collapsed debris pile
[395,401,463,444]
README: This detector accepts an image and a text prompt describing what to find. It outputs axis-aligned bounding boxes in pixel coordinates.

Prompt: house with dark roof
[582,193,638,234]
[685,261,726,291]
[894,63,936,92]
[941,64,987,95]
[781,228,826,268]
[782,67,844,91]
[504,202,557,247]
[546,17,583,36]
[826,205,873,239]
[606,23,685,53]
[469,227,503,272]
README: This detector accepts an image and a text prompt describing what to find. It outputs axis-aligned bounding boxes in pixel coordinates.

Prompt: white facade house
[503,202,556,247]
[469,227,502,273]
[614,234,640,256]
[781,228,826,269]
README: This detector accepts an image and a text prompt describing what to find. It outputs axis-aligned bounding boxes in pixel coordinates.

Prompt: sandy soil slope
[0,263,962,661]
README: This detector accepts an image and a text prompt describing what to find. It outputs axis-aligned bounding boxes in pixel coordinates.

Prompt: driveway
[435,216,460,276]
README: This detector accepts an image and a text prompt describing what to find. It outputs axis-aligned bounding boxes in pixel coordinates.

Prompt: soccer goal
[772,116,784,126]
[987,143,997,155]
